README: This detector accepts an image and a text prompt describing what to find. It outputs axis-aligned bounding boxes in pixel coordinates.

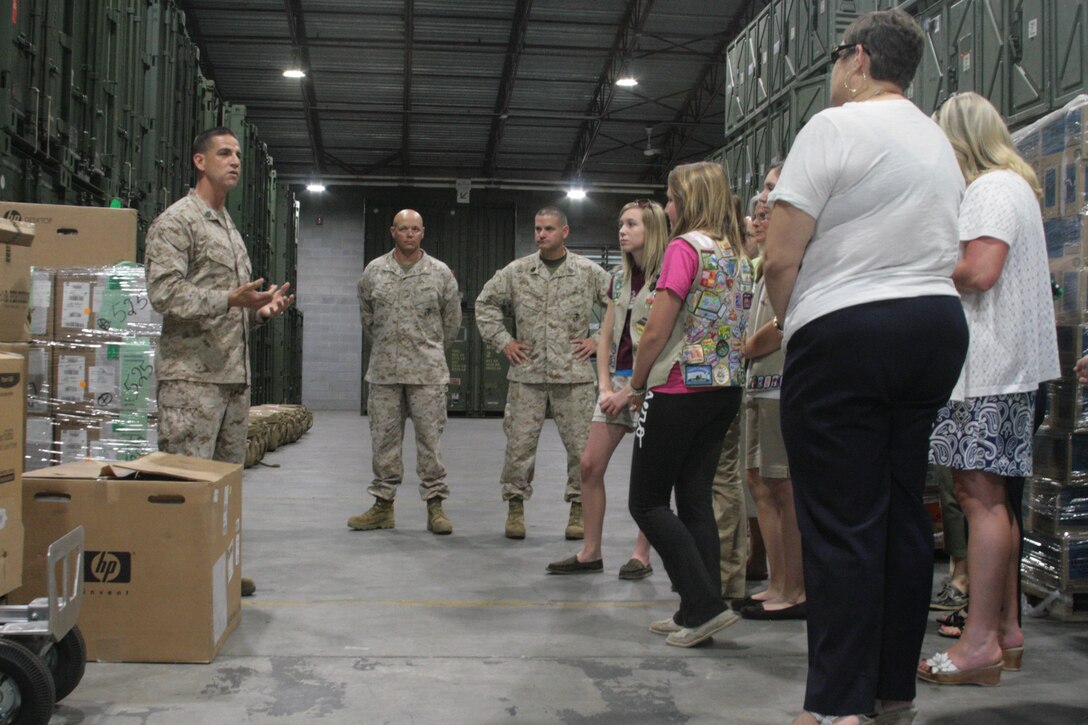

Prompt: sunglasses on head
[634,198,654,208]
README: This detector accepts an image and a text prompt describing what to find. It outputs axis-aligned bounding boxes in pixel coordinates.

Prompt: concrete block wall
[297,191,368,410]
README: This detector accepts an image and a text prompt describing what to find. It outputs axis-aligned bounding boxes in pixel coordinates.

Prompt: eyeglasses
[634,199,653,208]
[830,43,865,65]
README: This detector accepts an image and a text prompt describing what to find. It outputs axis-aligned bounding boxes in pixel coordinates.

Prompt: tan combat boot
[426,498,453,535]
[505,499,526,539]
[347,498,395,530]
[565,501,584,540]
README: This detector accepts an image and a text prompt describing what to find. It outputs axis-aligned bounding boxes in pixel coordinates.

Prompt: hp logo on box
[84,551,132,583]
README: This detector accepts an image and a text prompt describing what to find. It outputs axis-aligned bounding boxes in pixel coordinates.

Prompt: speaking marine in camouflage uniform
[476,207,611,539]
[145,126,294,598]
[348,209,462,535]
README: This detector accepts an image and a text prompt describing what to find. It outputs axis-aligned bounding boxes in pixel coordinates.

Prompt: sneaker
[930,579,968,611]
[649,617,682,635]
[618,558,653,580]
[665,608,740,648]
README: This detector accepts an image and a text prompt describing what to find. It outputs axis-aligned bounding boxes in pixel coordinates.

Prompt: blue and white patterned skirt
[929,392,1036,477]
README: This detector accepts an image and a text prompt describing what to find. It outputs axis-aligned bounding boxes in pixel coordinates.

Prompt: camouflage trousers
[712,412,747,599]
[367,383,449,501]
[500,381,596,503]
[157,380,249,465]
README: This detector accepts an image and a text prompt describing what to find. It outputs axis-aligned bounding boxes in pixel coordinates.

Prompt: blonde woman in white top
[919,92,1060,687]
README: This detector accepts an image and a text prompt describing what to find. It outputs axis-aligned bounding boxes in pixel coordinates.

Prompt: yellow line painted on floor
[244,598,673,609]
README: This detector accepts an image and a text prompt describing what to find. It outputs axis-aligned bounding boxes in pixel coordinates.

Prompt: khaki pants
[712,414,747,599]
[367,383,449,501]
[500,381,596,503]
[158,380,249,465]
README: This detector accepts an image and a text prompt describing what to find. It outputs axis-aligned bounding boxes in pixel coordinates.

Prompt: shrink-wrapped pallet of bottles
[1015,95,1088,620]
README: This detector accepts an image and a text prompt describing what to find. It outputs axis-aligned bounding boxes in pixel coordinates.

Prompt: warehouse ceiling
[177,0,764,192]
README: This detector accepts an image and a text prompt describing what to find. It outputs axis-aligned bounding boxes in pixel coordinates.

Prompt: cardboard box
[1042,152,1064,220]
[51,338,157,415]
[24,416,55,471]
[53,266,161,341]
[0,218,34,247]
[0,243,32,341]
[1053,264,1088,324]
[55,417,105,464]
[1046,215,1088,265]
[0,353,25,596]
[0,203,135,268]
[26,343,50,415]
[0,491,24,597]
[15,453,243,663]
[28,268,54,339]
[0,353,25,491]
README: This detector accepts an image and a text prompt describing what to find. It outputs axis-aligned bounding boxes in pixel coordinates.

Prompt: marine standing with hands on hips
[146,126,295,598]
[476,207,612,540]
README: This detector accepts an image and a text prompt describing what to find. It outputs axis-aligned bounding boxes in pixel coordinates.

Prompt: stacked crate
[1016,95,1088,621]
[27,264,161,468]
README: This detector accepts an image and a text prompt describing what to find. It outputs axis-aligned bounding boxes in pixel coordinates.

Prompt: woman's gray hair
[844,9,924,90]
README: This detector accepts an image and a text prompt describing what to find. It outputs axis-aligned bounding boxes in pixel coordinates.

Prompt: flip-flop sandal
[936,607,966,627]
[937,622,963,639]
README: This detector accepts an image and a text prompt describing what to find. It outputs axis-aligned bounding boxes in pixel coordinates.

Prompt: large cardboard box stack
[0,352,26,596]
[14,453,242,663]
[38,263,160,465]
[0,204,140,471]
[1017,95,1088,620]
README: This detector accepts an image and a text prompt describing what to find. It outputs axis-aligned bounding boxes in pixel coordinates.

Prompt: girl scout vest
[745,272,786,393]
[607,266,656,374]
[630,231,752,390]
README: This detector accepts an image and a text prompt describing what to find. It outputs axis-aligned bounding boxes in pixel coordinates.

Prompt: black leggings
[628,386,742,627]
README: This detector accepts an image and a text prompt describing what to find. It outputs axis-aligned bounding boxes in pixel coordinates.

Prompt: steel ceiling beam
[401,0,415,175]
[482,0,533,178]
[563,0,656,180]
[177,0,218,84]
[285,0,327,175]
[643,0,768,183]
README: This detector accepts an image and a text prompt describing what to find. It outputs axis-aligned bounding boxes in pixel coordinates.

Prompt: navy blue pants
[780,296,968,715]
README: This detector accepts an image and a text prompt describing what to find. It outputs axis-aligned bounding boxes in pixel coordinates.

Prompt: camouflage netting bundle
[245,404,313,468]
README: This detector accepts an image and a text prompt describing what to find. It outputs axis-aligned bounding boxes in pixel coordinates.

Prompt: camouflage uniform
[476,252,611,502]
[146,189,258,465]
[359,250,461,501]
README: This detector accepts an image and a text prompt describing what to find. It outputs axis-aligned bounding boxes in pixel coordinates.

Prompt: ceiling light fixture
[566,187,587,200]
[283,69,306,79]
[306,183,326,193]
[616,76,638,87]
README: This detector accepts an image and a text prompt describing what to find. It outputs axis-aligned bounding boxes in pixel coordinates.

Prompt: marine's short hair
[192,127,238,158]
[535,206,568,227]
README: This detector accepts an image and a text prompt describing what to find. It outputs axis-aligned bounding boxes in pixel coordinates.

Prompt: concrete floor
[56,411,1088,724]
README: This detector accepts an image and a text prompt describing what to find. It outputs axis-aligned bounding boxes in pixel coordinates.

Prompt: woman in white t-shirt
[763,9,968,725]
[919,92,1060,686]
